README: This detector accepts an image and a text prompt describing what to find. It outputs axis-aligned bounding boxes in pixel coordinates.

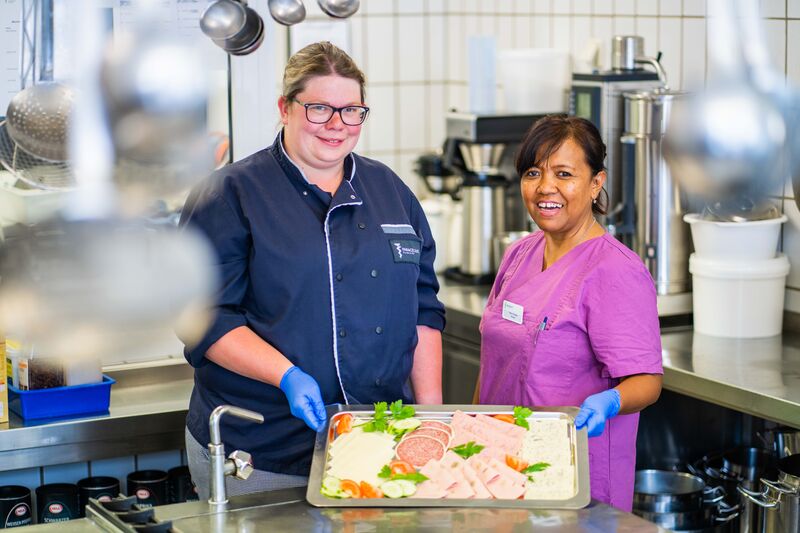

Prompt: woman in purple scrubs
[478,115,663,511]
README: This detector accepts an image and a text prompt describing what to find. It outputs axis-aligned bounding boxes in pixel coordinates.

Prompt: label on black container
[5,503,32,527]
[41,501,72,523]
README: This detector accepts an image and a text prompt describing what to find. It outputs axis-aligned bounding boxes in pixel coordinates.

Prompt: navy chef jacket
[180,133,446,476]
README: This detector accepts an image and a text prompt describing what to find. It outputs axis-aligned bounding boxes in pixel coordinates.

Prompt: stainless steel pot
[634,470,725,513]
[635,502,738,531]
[758,427,800,459]
[491,231,530,273]
[738,453,800,533]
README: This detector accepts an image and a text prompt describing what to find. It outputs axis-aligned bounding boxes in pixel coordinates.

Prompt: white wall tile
[368,153,398,173]
[681,17,706,89]
[43,462,89,484]
[789,21,800,86]
[398,85,428,151]
[398,16,426,82]
[636,17,660,57]
[464,14,481,38]
[784,199,800,289]
[365,16,395,83]
[447,14,466,81]
[428,83,448,148]
[498,16,516,50]
[553,0,572,14]
[364,0,394,14]
[592,16,615,69]
[658,17,681,85]
[552,16,572,50]
[303,0,326,17]
[762,19,787,74]
[513,15,533,47]
[349,17,366,71]
[594,0,614,14]
[428,0,447,12]
[760,0,786,18]
[136,451,182,472]
[683,0,706,16]
[572,16,593,58]
[534,0,552,13]
[790,0,800,17]
[365,86,397,151]
[398,0,425,13]
[496,0,516,14]
[637,0,659,15]
[463,0,479,11]
[428,15,447,82]
[516,0,537,13]
[613,15,636,34]
[574,0,593,13]
[533,14,552,47]
[447,83,469,111]
[615,0,636,15]
[659,0,681,15]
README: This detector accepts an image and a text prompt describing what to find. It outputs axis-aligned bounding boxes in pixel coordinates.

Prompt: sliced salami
[396,435,446,467]
[420,420,453,437]
[403,427,451,447]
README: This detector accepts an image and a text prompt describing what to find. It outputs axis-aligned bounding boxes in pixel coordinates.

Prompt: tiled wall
[262,0,800,312]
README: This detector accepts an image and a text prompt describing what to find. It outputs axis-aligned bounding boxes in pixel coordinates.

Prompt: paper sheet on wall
[0,0,21,116]
[290,19,350,55]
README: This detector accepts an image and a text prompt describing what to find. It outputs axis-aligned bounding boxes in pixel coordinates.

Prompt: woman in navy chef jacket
[179,41,445,498]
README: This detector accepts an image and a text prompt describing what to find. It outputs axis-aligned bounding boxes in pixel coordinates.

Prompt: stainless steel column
[621,90,691,295]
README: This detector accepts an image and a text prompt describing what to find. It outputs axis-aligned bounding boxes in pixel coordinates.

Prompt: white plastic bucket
[689,253,790,338]
[498,49,571,113]
[683,213,787,261]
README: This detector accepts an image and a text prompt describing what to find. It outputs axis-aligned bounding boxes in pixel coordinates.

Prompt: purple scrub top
[479,231,663,511]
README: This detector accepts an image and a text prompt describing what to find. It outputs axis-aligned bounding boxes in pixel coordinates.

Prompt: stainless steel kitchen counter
[0,358,193,471]
[22,487,669,532]
[438,281,800,429]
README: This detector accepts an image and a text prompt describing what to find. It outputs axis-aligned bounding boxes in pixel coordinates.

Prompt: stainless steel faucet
[208,405,265,504]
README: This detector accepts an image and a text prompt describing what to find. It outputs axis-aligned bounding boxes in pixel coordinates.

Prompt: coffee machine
[442,112,545,284]
[569,35,666,241]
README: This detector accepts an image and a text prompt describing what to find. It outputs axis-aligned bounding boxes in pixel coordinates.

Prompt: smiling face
[278,74,364,176]
[521,137,606,239]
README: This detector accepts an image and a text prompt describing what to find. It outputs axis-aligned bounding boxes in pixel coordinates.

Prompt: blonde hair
[282,41,366,103]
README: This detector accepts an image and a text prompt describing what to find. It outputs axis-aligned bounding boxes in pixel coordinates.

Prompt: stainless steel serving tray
[306,404,590,509]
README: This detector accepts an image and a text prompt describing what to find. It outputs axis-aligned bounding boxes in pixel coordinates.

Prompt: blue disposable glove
[575,389,621,438]
[279,366,327,432]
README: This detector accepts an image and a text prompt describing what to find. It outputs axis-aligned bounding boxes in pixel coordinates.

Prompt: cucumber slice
[322,476,342,493]
[380,480,405,499]
[390,418,421,433]
[396,479,417,497]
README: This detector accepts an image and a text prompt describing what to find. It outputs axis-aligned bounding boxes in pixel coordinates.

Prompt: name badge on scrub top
[502,300,524,324]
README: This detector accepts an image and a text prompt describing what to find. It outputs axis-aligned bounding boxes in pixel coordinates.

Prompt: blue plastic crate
[8,375,115,420]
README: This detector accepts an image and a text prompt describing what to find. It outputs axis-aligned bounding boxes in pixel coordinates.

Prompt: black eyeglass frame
[292,99,370,126]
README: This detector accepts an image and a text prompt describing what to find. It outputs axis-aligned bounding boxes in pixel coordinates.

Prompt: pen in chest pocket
[534,316,548,347]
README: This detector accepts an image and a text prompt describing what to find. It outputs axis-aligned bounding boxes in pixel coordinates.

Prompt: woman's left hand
[575,389,621,437]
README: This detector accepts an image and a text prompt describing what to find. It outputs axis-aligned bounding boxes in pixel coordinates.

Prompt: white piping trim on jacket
[323,170,361,404]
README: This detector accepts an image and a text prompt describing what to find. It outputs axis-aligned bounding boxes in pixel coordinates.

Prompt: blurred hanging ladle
[317,0,359,18]
[268,0,306,26]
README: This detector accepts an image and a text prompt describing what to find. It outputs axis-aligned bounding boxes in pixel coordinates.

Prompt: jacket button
[370,269,378,278]
[339,329,347,338]
[375,378,382,386]
[335,273,343,281]
[375,326,383,334]
[303,191,309,196]
[358,223,366,229]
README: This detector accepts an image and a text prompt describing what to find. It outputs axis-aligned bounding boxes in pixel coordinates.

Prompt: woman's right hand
[279,366,327,431]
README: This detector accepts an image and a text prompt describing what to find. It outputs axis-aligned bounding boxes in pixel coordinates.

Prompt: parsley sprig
[450,441,485,459]
[377,465,429,484]
[513,406,533,430]
[521,462,551,481]
[361,400,416,433]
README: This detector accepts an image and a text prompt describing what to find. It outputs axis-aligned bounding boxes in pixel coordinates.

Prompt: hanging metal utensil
[663,0,798,202]
[268,0,306,25]
[317,0,360,18]
[200,0,265,55]
[5,82,74,162]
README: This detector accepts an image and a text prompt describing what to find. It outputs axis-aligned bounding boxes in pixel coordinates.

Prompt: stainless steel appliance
[621,89,691,296]
[569,35,666,238]
[442,112,543,284]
